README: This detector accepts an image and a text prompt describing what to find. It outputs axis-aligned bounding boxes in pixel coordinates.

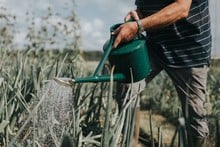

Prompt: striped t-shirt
[135,0,212,68]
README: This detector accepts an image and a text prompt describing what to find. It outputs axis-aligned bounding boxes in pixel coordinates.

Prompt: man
[113,0,211,147]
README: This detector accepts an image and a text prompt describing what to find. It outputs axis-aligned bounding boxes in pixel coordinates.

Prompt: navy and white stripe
[135,0,212,68]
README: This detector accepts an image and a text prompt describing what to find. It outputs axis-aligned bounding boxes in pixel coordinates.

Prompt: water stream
[37,80,73,147]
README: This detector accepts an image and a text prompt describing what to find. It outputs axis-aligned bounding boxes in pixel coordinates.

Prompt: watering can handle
[93,35,115,76]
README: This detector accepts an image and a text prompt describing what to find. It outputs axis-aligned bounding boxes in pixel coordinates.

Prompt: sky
[75,0,135,50]
[0,0,219,57]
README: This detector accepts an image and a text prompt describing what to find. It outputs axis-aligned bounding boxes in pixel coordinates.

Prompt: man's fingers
[124,15,132,22]
[112,27,120,35]
[130,10,139,20]
[113,35,121,48]
[112,26,122,48]
[124,10,139,22]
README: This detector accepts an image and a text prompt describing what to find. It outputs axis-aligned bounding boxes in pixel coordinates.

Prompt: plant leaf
[0,120,9,133]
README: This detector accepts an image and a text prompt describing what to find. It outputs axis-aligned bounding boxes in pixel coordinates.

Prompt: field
[0,49,219,147]
[0,1,219,146]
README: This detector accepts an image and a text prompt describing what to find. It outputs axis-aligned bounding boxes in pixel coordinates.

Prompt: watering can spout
[54,73,126,86]
[74,73,126,83]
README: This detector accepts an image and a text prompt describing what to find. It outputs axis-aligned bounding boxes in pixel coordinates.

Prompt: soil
[139,110,176,147]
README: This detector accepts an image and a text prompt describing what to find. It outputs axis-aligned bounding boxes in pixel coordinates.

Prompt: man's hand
[112,21,138,48]
[112,22,138,48]
[112,10,142,48]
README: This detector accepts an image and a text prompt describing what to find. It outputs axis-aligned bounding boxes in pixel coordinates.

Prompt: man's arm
[140,0,192,30]
[113,0,192,48]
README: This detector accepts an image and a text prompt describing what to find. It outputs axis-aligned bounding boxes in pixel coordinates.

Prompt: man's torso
[135,0,212,68]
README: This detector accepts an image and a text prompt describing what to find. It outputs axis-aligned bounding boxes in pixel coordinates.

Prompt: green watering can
[54,23,151,86]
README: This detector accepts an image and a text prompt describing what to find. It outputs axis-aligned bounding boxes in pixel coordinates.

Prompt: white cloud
[80,18,106,50]
[1,0,134,50]
[76,0,134,50]
[81,18,104,34]
[82,23,93,34]
[93,19,104,29]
